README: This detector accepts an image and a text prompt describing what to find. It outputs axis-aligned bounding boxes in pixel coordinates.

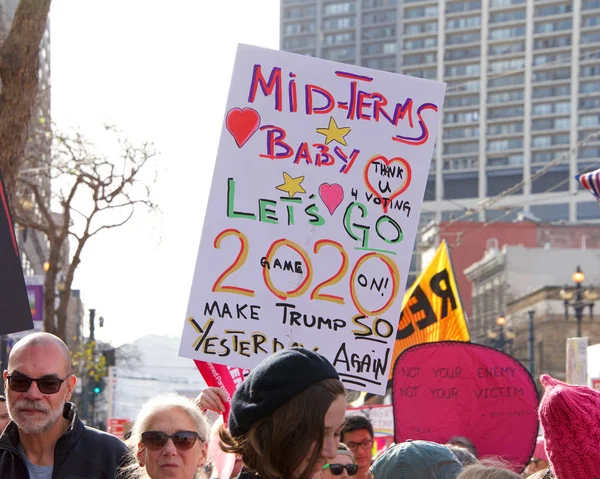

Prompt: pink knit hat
[539,374,600,478]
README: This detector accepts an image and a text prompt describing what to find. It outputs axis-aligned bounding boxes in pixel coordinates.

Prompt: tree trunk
[0,0,51,205]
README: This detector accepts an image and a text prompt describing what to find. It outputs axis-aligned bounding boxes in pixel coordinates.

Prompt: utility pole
[527,310,535,376]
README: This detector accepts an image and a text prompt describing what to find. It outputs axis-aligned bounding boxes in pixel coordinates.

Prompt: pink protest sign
[392,342,538,472]
[194,360,247,424]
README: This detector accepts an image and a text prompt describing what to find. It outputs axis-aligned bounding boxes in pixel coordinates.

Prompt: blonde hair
[120,394,210,479]
[334,443,355,462]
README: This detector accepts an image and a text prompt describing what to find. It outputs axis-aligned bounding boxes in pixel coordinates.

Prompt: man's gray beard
[9,399,64,435]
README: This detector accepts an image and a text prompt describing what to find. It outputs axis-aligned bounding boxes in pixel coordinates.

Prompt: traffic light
[92,377,105,395]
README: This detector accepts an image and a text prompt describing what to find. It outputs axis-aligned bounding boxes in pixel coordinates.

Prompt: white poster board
[566,337,588,385]
[179,44,446,394]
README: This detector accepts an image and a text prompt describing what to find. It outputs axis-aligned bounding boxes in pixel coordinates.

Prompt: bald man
[0,333,130,478]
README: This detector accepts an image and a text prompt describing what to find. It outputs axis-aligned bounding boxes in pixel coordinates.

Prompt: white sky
[50,0,280,346]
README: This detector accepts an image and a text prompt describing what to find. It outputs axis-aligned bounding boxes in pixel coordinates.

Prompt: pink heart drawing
[319,183,344,215]
[226,107,261,148]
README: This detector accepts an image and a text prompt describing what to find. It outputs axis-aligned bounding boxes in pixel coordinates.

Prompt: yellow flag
[390,240,470,378]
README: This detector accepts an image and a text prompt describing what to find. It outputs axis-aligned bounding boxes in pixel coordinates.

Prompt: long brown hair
[220,378,345,479]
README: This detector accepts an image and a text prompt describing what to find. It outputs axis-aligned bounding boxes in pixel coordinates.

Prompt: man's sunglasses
[141,431,204,451]
[6,374,69,394]
[323,463,359,475]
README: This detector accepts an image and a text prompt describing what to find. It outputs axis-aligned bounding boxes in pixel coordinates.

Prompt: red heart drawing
[226,107,261,148]
[319,183,344,215]
[363,154,412,213]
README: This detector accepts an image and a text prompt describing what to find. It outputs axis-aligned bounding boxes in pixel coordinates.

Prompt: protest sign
[392,342,538,471]
[566,337,588,385]
[346,404,394,437]
[179,44,446,394]
[0,170,34,335]
[390,240,469,378]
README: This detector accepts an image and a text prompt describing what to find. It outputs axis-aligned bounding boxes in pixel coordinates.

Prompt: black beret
[228,348,339,437]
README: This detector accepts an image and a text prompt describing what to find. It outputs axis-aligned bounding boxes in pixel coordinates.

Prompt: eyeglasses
[346,439,374,452]
[7,374,69,394]
[141,431,204,451]
[322,463,359,476]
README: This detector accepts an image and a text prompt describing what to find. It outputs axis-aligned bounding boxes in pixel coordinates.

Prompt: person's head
[445,445,477,466]
[447,436,477,458]
[0,395,9,432]
[456,460,522,479]
[3,332,75,436]
[341,415,374,472]
[322,443,358,479]
[523,437,549,475]
[538,374,600,479]
[221,348,346,479]
[370,440,463,479]
[130,393,209,479]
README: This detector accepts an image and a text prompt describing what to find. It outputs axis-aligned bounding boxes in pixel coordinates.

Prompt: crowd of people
[0,332,598,478]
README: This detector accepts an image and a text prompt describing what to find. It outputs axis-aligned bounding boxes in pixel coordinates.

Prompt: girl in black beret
[219,348,346,479]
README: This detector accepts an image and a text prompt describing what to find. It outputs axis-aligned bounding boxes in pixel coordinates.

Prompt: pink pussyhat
[538,374,600,478]
[533,437,548,462]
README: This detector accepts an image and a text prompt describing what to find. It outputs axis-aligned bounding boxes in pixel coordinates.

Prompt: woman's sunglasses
[141,431,203,451]
[7,374,69,394]
[323,463,359,475]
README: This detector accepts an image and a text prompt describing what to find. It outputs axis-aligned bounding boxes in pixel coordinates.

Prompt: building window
[534,3,572,16]
[405,5,439,18]
[404,52,436,65]
[487,139,523,152]
[532,134,570,147]
[362,56,396,71]
[532,84,570,99]
[404,36,437,49]
[488,122,523,136]
[489,41,525,56]
[580,97,600,110]
[443,126,480,139]
[363,9,396,24]
[532,101,570,116]
[445,95,480,108]
[444,110,479,124]
[364,25,395,39]
[446,0,481,13]
[534,19,572,34]
[322,46,356,61]
[283,36,317,49]
[579,114,600,127]
[363,0,396,7]
[489,58,525,73]
[533,35,571,50]
[283,21,317,35]
[582,16,600,27]
[446,31,481,45]
[534,52,571,66]
[581,82,600,94]
[323,2,355,15]
[445,63,480,77]
[530,204,569,222]
[324,32,355,45]
[533,68,571,83]
[488,90,524,104]
[488,106,524,119]
[489,25,525,40]
[446,16,481,30]
[581,0,600,10]
[443,157,478,170]
[532,151,555,163]
[581,32,600,44]
[578,146,600,160]
[284,5,317,18]
[490,0,525,6]
[322,16,355,30]
[445,46,480,61]
[489,9,526,23]
[532,117,570,131]
[403,68,437,79]
[444,142,479,155]
[447,79,480,92]
[404,21,437,34]
[487,154,523,166]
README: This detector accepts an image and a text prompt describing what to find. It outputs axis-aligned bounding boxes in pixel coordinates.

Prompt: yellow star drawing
[316,117,352,146]
[276,172,306,198]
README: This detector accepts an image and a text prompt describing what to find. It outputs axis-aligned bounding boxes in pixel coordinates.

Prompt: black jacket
[0,402,131,479]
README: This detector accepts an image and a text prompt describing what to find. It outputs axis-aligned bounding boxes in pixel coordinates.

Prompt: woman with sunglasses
[322,444,358,478]
[121,393,210,479]
[219,348,347,479]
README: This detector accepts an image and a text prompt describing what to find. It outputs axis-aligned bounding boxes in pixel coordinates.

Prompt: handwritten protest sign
[347,404,393,437]
[0,170,34,335]
[393,342,538,471]
[179,44,446,394]
[389,240,469,378]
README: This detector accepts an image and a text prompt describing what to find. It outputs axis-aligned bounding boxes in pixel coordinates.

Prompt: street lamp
[487,314,515,353]
[559,265,598,338]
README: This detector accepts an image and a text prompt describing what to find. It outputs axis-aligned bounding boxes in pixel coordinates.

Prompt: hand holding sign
[392,342,538,472]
